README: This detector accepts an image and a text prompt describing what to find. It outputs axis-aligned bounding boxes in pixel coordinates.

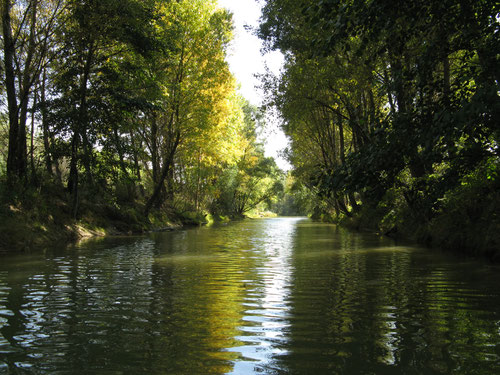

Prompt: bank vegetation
[0,0,287,250]
[259,0,500,259]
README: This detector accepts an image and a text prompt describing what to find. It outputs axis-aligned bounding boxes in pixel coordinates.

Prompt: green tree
[211,102,284,216]
[45,0,157,216]
[141,0,234,216]
[260,0,500,231]
[1,0,65,184]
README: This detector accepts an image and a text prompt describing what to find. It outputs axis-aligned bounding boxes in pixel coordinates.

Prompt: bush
[429,159,500,259]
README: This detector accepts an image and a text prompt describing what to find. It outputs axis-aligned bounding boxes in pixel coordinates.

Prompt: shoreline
[339,214,500,263]
[0,201,189,254]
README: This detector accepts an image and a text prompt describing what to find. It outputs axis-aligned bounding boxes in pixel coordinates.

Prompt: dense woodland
[1,0,499,257]
[0,0,291,248]
[259,0,500,257]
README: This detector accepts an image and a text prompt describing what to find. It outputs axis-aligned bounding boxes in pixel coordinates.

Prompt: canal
[1,218,499,374]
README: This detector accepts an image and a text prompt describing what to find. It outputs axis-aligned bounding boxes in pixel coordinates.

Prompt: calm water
[0,218,499,374]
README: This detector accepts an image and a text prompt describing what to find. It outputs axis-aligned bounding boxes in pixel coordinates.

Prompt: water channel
[1,218,499,374]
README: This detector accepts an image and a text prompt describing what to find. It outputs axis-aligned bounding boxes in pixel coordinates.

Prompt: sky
[217,0,291,171]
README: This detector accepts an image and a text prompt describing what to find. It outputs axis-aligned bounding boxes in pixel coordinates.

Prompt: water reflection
[229,218,299,374]
[0,219,499,374]
[279,223,500,374]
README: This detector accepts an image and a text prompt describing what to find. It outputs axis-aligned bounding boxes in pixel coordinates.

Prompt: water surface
[1,218,499,374]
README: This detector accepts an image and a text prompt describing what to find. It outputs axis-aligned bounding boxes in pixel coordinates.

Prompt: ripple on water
[0,219,499,375]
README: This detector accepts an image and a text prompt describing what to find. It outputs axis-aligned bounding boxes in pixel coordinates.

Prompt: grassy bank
[0,181,205,253]
[0,179,280,253]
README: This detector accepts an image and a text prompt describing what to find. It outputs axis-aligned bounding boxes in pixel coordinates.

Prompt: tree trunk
[2,0,22,183]
[336,196,352,217]
[338,113,346,165]
[78,43,94,186]
[348,192,359,212]
[114,126,129,178]
[195,148,201,211]
[30,90,38,183]
[144,131,180,217]
[390,56,407,114]
[130,129,142,180]
[40,68,56,176]
[66,42,93,217]
[443,53,450,107]
[81,131,93,185]
[384,69,396,114]
[17,0,39,184]
[150,113,160,185]
[68,133,80,218]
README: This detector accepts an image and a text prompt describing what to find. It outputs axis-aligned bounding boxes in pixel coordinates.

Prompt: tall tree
[142,0,234,216]
[46,0,157,216]
[260,0,500,223]
[1,0,64,183]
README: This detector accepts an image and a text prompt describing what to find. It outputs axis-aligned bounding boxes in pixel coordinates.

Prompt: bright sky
[217,0,291,171]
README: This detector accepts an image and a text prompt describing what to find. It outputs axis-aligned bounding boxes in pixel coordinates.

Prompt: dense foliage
[260,0,500,255]
[0,0,283,245]
[2,0,499,256]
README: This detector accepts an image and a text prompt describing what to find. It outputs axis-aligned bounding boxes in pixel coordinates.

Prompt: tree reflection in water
[0,218,499,374]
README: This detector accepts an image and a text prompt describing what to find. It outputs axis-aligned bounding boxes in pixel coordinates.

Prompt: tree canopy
[0,0,284,234]
[259,0,500,252]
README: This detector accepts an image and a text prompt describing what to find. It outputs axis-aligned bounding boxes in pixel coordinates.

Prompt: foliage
[272,174,317,216]
[210,103,285,217]
[0,0,285,248]
[260,0,500,254]
[428,159,500,258]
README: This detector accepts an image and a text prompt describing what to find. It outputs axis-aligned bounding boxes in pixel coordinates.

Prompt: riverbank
[0,202,180,253]
[340,197,500,262]
[0,182,203,253]
[0,180,278,253]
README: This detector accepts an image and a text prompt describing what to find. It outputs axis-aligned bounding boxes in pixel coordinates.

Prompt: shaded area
[258,0,500,257]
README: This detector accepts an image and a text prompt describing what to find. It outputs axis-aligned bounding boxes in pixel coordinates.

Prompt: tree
[259,0,500,229]
[142,0,234,216]
[1,0,65,184]
[210,102,284,216]
[45,0,157,216]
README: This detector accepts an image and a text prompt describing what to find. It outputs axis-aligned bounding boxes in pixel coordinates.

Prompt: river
[0,218,499,374]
